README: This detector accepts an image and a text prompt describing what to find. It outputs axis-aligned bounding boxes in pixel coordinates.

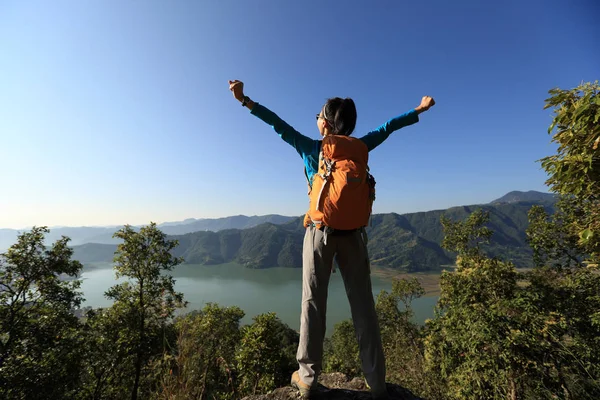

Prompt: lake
[80,262,440,335]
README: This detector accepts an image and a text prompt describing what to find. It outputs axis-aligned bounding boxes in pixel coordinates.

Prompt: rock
[240,372,423,400]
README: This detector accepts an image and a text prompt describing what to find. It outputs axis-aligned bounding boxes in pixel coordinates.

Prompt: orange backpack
[303,135,376,230]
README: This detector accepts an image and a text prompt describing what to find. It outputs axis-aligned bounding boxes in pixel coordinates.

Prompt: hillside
[0,215,296,251]
[159,215,295,234]
[71,198,553,272]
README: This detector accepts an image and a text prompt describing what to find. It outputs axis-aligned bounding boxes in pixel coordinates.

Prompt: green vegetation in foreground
[1,82,599,399]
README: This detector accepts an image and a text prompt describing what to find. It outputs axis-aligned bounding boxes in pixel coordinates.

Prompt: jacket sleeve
[359,109,419,152]
[251,103,320,158]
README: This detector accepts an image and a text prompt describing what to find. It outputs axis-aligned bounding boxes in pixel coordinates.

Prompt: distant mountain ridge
[490,190,556,205]
[157,215,295,234]
[70,191,555,272]
[3,191,555,270]
[0,215,297,251]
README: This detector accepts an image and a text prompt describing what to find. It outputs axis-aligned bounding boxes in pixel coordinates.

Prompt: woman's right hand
[228,80,245,102]
[415,96,435,114]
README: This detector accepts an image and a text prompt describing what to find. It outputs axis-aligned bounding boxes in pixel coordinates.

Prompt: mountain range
[60,190,556,272]
[0,214,296,252]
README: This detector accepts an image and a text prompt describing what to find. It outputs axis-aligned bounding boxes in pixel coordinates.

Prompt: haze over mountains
[1,191,556,271]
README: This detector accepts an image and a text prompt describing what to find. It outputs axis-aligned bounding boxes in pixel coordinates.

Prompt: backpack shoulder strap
[304,167,311,195]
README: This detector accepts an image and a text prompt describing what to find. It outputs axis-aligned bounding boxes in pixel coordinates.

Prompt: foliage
[523,265,600,398]
[519,82,600,397]
[78,306,141,400]
[0,227,84,400]
[80,223,186,400]
[323,319,361,376]
[427,203,600,398]
[540,81,600,266]
[527,197,584,268]
[441,209,493,260]
[236,312,299,396]
[427,212,546,399]
[541,82,600,199]
[154,304,244,400]
[421,83,600,399]
[376,278,440,397]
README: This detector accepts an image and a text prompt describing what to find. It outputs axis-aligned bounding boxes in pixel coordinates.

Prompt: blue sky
[1,0,598,229]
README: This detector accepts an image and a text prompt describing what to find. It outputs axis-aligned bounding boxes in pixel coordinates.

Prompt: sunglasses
[316,113,331,123]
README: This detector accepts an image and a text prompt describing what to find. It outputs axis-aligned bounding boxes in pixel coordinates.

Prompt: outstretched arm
[360,96,436,152]
[228,80,318,158]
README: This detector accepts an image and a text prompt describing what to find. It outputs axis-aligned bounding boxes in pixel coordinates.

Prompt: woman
[229,80,435,399]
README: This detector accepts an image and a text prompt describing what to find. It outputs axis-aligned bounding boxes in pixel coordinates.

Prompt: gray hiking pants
[296,225,386,394]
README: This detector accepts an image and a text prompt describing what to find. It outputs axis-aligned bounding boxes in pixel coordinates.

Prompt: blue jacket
[250,103,419,185]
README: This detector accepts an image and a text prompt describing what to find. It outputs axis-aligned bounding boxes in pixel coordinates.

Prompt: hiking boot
[291,370,314,398]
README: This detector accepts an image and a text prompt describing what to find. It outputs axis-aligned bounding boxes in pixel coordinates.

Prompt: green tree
[79,306,138,400]
[0,227,84,399]
[424,84,600,399]
[428,206,600,398]
[235,313,298,396]
[323,319,361,376]
[540,81,600,266]
[376,278,432,395]
[426,211,556,399]
[521,82,600,397]
[527,197,583,269]
[155,304,245,400]
[440,209,492,262]
[82,223,186,400]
